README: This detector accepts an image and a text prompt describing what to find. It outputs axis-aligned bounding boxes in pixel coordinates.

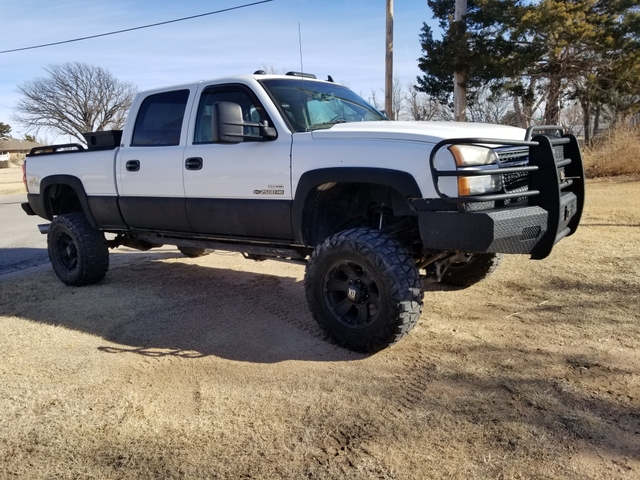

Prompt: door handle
[185,157,203,170]
[126,160,140,172]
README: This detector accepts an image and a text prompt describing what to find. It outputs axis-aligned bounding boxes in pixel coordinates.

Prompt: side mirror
[211,101,277,144]
[211,101,244,144]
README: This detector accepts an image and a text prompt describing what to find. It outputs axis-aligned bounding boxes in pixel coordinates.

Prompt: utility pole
[385,0,394,120]
[454,0,467,122]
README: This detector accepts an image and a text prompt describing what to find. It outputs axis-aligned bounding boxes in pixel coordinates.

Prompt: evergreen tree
[417,0,530,112]
[417,0,640,131]
[0,122,11,137]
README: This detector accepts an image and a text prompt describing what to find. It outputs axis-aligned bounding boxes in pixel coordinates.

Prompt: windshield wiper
[307,120,348,131]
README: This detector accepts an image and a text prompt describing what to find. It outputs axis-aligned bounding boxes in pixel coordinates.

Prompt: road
[0,194,49,278]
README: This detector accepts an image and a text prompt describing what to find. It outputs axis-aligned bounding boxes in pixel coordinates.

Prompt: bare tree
[467,88,513,124]
[391,77,403,120]
[258,64,285,74]
[14,62,137,143]
[559,100,585,137]
[368,89,382,111]
[404,84,443,121]
[370,78,404,119]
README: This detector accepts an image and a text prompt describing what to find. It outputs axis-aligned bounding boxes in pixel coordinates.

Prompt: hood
[311,121,527,144]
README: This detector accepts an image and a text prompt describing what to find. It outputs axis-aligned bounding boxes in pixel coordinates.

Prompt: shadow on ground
[0,252,365,364]
[0,247,49,276]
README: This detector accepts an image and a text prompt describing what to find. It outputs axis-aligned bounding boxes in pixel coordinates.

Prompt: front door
[182,84,293,240]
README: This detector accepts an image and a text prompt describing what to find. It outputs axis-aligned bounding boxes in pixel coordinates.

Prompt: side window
[194,86,267,144]
[131,90,190,146]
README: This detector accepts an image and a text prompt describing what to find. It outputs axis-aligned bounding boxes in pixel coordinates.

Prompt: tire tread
[305,228,423,352]
[48,213,109,286]
[441,253,502,288]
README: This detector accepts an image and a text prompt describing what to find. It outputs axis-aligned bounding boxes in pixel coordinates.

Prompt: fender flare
[38,175,98,229]
[292,167,422,244]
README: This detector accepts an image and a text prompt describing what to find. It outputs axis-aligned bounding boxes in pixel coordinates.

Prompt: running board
[137,234,309,261]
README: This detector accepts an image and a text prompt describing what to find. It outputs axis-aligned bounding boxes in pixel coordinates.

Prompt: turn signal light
[458,174,503,196]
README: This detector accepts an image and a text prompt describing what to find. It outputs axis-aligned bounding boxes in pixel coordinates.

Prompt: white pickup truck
[22,71,585,352]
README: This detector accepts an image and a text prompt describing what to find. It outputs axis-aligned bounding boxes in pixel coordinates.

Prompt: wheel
[440,253,503,288]
[178,246,209,258]
[47,213,109,286]
[305,228,423,353]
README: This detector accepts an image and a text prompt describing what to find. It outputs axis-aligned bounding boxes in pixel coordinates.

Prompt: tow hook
[38,224,50,235]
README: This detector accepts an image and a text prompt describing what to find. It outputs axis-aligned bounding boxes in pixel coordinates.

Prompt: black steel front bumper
[416,129,585,260]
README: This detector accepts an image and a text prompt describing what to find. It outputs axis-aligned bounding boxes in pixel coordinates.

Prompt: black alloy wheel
[305,228,423,353]
[323,260,382,329]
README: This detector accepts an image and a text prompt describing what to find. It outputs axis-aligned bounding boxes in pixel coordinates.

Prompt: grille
[497,148,528,162]
[503,169,529,191]
[497,148,530,195]
[521,226,542,240]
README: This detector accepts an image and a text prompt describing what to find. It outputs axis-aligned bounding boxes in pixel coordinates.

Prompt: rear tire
[178,247,209,258]
[440,253,502,288]
[305,228,423,353]
[47,213,109,286]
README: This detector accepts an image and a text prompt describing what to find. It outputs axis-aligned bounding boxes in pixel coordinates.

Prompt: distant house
[0,137,42,167]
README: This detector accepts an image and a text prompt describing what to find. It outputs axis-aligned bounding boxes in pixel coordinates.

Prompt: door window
[194,86,268,144]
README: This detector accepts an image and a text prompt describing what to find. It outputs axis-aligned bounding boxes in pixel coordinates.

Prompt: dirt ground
[1,178,639,479]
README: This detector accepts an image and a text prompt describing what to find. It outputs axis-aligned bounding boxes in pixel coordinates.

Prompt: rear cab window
[131,90,190,146]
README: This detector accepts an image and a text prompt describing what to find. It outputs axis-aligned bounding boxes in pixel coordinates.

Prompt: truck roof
[138,73,334,95]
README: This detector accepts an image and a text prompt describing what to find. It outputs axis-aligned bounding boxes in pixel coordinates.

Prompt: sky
[0,0,439,140]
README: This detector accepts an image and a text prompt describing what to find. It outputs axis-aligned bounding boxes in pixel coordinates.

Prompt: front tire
[305,228,423,353]
[440,253,503,288]
[178,246,209,258]
[47,213,109,286]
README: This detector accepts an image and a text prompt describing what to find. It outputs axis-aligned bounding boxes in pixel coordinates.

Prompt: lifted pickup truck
[22,71,585,352]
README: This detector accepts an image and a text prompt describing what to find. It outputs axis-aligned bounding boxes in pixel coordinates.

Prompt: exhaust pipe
[38,224,49,235]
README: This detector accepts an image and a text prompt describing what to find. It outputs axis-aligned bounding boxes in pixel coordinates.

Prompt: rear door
[182,83,293,239]
[116,88,194,232]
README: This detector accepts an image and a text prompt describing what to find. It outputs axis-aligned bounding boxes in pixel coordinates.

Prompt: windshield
[260,79,387,132]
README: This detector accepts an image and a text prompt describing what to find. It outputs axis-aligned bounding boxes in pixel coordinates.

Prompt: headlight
[449,145,499,167]
[458,174,503,196]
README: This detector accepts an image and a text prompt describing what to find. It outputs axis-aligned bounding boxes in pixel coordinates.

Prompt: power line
[0,0,274,55]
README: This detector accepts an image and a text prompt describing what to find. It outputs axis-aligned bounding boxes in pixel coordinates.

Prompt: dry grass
[583,126,640,178]
[1,178,639,479]
[0,167,24,196]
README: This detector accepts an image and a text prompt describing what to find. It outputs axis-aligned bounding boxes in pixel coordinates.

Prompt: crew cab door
[182,83,293,239]
[116,89,194,231]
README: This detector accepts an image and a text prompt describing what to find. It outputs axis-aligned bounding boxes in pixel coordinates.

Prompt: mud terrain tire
[48,213,109,286]
[178,247,209,258]
[441,253,503,288]
[305,228,423,353]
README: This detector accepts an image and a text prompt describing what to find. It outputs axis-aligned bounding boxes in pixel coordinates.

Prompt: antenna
[298,23,304,77]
